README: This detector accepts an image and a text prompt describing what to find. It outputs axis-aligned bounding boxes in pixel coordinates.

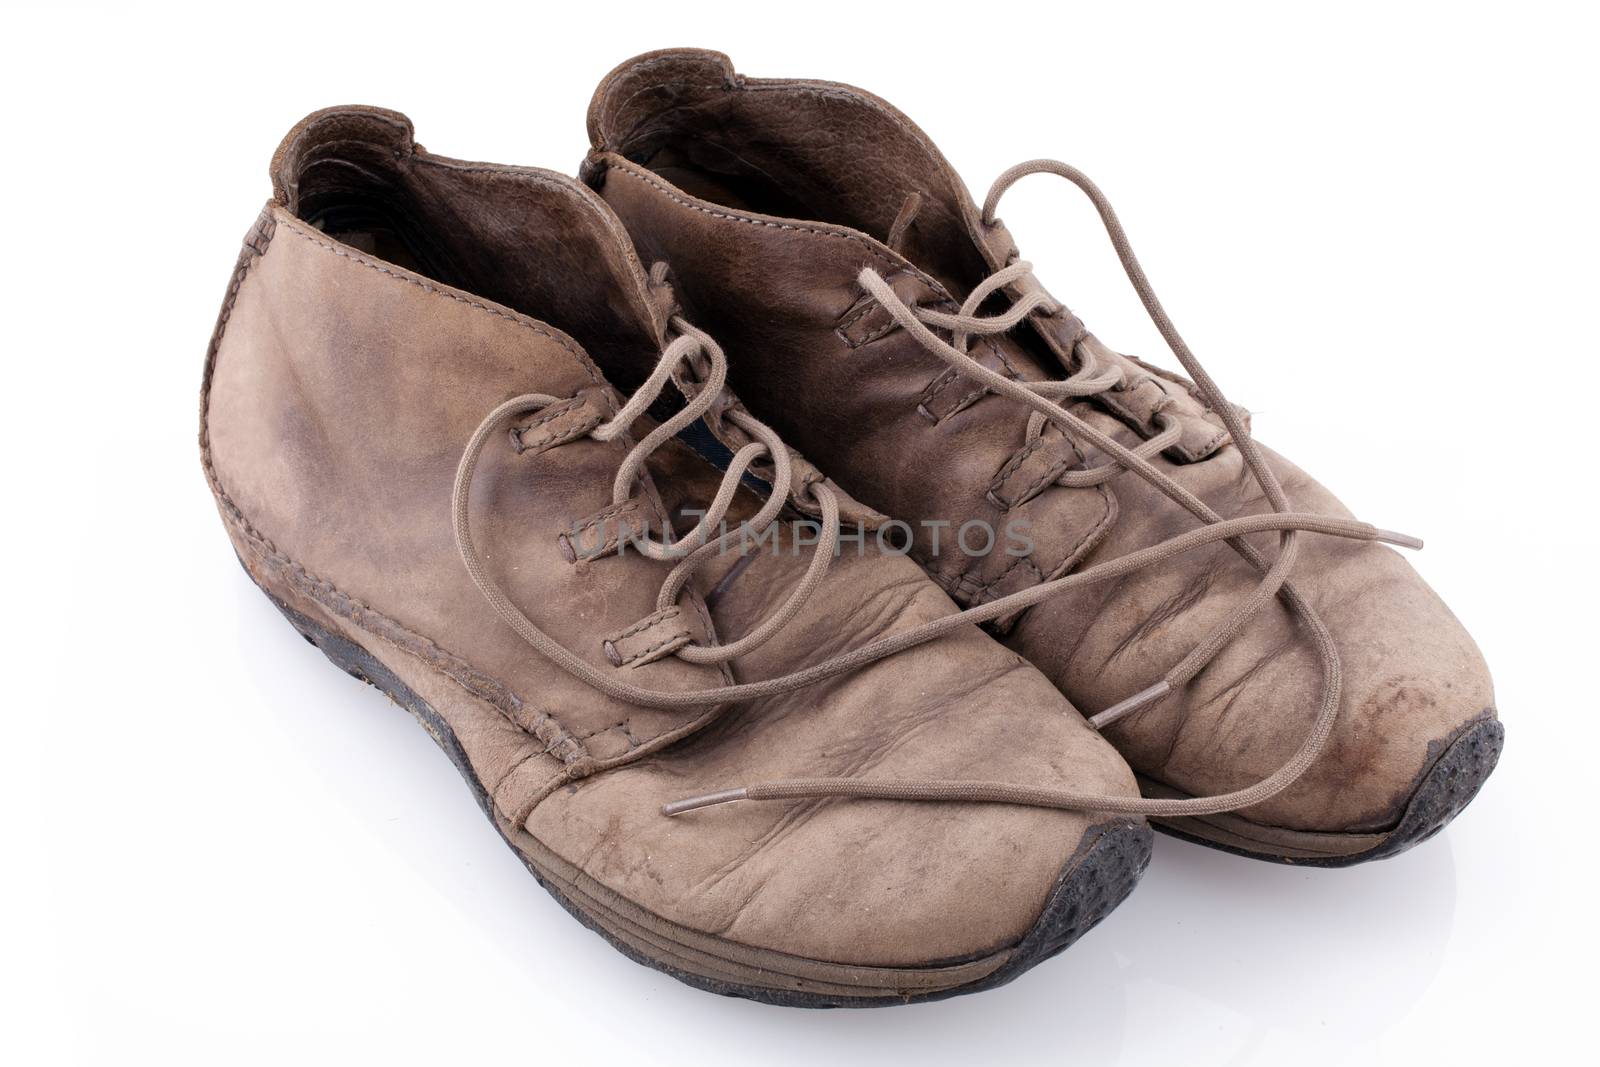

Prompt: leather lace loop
[452,180,1423,818]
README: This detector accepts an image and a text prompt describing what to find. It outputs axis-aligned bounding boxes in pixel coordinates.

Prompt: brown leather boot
[582,50,1502,865]
[200,106,1155,1005]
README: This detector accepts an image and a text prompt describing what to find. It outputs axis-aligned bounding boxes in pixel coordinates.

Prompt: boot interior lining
[600,80,989,289]
[281,131,658,377]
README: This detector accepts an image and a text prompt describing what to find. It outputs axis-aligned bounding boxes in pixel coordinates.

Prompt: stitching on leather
[511,396,584,436]
[573,498,641,535]
[1040,482,1117,585]
[845,316,900,348]
[1099,351,1236,461]
[512,416,594,455]
[944,387,987,419]
[835,270,914,348]
[835,297,875,334]
[919,335,1010,424]
[835,306,900,349]
[920,369,959,410]
[276,215,736,702]
[1196,425,1231,454]
[920,377,987,423]
[989,437,1045,494]
[1013,457,1069,506]
[494,747,579,828]
[983,335,1018,378]
[974,553,1043,599]
[199,209,590,769]
[566,499,643,560]
[278,221,605,389]
[960,477,1117,614]
[835,309,871,337]
[615,635,686,667]
[950,430,1113,607]
[279,211,733,718]
[490,734,577,796]
[575,717,638,743]
[611,606,681,641]
[606,160,919,280]
[991,439,1079,512]
[510,396,605,455]
[617,633,686,666]
[605,607,692,668]
[224,516,589,768]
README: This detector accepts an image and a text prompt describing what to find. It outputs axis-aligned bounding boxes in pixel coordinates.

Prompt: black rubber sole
[258,582,1154,1006]
[1152,716,1504,867]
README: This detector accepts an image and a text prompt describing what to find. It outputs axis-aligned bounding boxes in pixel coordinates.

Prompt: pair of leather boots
[201,49,1502,1006]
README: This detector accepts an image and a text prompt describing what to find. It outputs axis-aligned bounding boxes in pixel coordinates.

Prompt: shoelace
[453,163,1420,819]
[454,313,843,684]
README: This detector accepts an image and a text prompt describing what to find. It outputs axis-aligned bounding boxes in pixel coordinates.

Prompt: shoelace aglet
[1089,680,1172,730]
[1374,528,1425,551]
[661,787,749,816]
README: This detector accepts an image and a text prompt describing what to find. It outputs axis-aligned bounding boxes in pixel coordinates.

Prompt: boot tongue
[885,193,924,255]
[879,182,999,296]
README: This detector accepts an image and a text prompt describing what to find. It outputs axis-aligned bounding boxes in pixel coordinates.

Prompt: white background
[5,2,1595,1064]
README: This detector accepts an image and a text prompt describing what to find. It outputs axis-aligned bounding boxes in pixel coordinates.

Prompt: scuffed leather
[592,156,1118,616]
[532,521,1137,965]
[202,107,1142,971]
[1014,410,1494,831]
[207,203,728,757]
[586,51,1497,834]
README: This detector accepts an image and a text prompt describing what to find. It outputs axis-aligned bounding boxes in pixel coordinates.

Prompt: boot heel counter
[199,203,278,535]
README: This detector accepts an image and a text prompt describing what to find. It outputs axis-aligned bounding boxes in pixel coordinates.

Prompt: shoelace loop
[453,168,1421,819]
[455,315,842,673]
